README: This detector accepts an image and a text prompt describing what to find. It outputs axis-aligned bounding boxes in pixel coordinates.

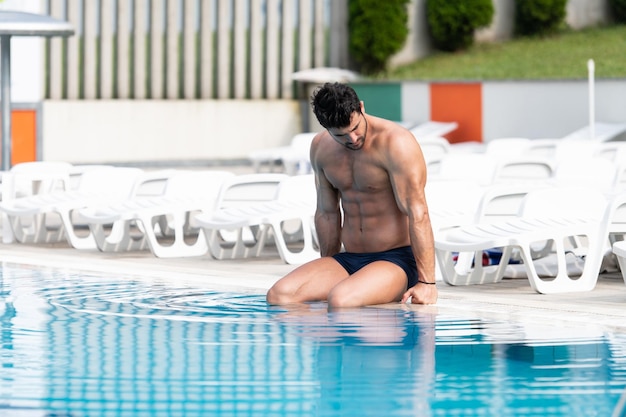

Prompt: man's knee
[327,287,357,309]
[266,285,284,305]
[266,280,296,305]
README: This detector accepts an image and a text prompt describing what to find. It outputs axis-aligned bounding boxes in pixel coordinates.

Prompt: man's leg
[326,261,408,309]
[266,257,350,305]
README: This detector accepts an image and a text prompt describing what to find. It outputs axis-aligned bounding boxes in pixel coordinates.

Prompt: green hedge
[515,0,567,36]
[348,0,410,74]
[426,0,494,52]
[609,0,626,23]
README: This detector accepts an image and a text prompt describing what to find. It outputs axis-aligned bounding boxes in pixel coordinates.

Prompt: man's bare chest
[324,158,390,195]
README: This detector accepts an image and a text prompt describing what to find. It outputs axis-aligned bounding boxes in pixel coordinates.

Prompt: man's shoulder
[310,131,340,164]
[373,119,418,148]
[371,116,412,137]
[311,130,333,150]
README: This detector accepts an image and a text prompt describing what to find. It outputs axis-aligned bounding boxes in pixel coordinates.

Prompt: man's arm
[311,137,342,257]
[386,131,438,304]
[314,182,342,257]
[402,196,438,304]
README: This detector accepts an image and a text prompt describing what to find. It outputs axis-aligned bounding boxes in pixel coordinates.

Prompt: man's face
[327,112,367,151]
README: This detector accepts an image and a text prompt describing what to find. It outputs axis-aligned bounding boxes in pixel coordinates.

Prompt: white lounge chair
[192,173,289,260]
[1,161,77,243]
[194,174,317,264]
[484,138,555,182]
[484,138,532,157]
[426,179,487,282]
[522,138,560,159]
[429,180,554,280]
[0,167,145,249]
[611,241,626,286]
[417,136,451,174]
[492,157,555,183]
[426,180,484,232]
[1,161,74,200]
[409,121,458,140]
[78,170,235,257]
[431,153,499,185]
[595,142,626,163]
[515,137,609,166]
[248,132,317,174]
[555,139,601,162]
[448,137,556,185]
[487,139,555,184]
[553,156,618,192]
[280,133,318,175]
[435,186,613,294]
[561,122,626,142]
[607,190,626,285]
[600,144,626,192]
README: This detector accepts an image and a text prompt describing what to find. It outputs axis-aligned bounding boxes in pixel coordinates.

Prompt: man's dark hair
[311,82,361,129]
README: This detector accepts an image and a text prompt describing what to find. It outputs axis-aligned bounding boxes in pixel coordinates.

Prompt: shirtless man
[266,82,437,308]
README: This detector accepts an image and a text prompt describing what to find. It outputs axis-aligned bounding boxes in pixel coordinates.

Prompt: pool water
[1,262,625,417]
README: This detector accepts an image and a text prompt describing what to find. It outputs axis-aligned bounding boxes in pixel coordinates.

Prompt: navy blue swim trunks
[332,246,419,288]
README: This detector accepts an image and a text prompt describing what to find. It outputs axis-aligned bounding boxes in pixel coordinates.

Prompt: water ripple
[46,282,273,323]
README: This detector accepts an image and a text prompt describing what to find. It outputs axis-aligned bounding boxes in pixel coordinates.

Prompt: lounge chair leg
[436,247,511,286]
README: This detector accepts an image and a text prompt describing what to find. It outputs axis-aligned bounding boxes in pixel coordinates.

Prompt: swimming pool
[1,261,625,416]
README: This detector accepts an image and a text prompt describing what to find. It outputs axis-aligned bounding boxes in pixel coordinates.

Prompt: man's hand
[401,282,438,305]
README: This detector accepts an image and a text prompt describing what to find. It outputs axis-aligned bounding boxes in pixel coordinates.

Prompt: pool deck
[1,239,625,335]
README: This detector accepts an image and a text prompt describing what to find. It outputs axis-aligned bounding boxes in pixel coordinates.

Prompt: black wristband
[417,279,436,285]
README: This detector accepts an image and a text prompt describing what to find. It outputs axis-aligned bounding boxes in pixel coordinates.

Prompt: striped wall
[43,0,347,101]
[353,81,485,144]
[354,79,626,144]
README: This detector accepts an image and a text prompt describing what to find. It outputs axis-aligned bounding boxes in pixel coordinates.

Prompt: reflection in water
[273,304,436,416]
[0,263,625,416]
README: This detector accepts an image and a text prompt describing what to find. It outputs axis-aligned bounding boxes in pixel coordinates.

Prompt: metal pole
[588,59,595,141]
[1,35,11,171]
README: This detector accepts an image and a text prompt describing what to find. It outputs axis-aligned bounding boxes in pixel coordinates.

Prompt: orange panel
[0,109,37,165]
[430,83,482,144]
